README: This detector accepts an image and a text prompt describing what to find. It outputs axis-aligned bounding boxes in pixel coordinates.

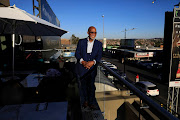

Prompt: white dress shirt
[80,37,96,65]
[87,37,95,53]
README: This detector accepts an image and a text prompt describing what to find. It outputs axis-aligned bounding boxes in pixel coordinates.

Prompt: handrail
[55,48,76,51]
[25,49,76,52]
[99,62,178,120]
[25,49,53,52]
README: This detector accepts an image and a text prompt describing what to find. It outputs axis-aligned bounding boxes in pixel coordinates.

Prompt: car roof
[105,62,112,64]
[106,64,115,66]
[138,81,156,87]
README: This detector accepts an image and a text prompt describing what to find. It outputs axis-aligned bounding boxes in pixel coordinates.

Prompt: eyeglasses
[89,32,97,34]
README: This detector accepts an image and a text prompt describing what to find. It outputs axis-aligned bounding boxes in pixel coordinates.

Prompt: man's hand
[82,61,87,68]
[85,61,95,69]
[82,61,94,69]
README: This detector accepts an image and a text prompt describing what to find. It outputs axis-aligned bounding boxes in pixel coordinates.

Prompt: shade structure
[0,5,68,36]
[0,5,68,77]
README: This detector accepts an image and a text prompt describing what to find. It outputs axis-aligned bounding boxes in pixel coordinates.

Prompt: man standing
[75,26,102,110]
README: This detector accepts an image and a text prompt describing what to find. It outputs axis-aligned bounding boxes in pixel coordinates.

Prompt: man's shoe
[89,104,98,110]
[82,101,88,108]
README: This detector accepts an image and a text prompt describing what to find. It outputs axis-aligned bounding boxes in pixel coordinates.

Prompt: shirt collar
[87,37,95,42]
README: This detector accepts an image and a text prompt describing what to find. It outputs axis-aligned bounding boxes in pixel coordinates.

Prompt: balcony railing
[98,61,178,120]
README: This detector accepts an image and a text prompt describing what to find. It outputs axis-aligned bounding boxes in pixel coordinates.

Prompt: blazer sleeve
[75,40,82,63]
[95,42,102,63]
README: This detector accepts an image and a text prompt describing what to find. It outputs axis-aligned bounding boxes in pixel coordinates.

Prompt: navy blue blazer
[75,38,102,77]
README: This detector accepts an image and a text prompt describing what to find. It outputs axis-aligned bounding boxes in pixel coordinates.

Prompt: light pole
[121,28,137,74]
[102,15,106,51]
[102,15,104,39]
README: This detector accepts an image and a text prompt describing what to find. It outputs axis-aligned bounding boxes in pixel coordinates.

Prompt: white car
[101,60,107,64]
[102,61,117,69]
[106,64,117,69]
[135,81,159,96]
[105,62,112,66]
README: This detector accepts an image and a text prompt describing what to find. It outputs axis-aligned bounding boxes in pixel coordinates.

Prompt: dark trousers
[80,73,96,105]
[78,53,97,105]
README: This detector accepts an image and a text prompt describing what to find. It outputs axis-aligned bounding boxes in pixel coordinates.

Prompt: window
[0,36,7,51]
[148,86,158,90]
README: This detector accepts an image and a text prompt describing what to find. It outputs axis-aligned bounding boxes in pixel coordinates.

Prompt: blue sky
[10,0,179,39]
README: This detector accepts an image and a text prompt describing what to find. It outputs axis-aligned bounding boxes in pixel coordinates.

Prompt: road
[102,57,180,115]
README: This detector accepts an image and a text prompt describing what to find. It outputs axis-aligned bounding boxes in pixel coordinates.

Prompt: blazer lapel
[85,38,87,53]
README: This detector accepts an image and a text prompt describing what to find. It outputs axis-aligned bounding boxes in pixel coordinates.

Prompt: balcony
[0,61,178,120]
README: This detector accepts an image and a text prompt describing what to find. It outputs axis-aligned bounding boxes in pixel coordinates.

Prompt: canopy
[0,5,68,36]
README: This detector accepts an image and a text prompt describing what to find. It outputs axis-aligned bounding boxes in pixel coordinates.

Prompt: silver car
[135,81,159,96]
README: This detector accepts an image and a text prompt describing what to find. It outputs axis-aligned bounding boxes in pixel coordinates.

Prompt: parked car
[101,59,107,64]
[134,81,159,96]
[101,59,106,62]
[153,62,162,69]
[146,62,162,71]
[136,60,153,68]
[146,63,154,69]
[102,61,118,69]
[105,62,113,66]
[106,64,117,69]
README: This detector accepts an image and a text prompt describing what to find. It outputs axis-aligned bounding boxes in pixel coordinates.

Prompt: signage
[169,81,180,87]
[169,8,180,83]
[149,52,154,57]
[41,0,60,27]
[135,52,153,57]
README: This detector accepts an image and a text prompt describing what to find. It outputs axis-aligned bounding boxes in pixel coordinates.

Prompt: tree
[70,34,79,44]
[154,41,161,47]
[136,41,142,46]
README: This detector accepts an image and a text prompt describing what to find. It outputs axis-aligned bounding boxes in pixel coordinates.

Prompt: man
[75,26,102,110]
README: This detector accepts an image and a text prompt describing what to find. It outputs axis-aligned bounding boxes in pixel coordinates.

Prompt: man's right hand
[82,61,95,69]
[82,61,87,68]
[82,61,92,69]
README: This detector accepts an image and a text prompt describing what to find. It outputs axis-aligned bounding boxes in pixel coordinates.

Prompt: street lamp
[121,28,137,75]
[102,15,106,51]
[102,15,104,39]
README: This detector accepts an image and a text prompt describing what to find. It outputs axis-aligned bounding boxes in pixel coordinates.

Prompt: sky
[10,0,180,39]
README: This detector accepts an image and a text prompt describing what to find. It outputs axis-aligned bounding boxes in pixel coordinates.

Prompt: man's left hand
[85,61,95,69]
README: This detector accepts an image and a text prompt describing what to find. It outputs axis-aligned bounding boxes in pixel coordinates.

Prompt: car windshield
[148,86,158,90]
